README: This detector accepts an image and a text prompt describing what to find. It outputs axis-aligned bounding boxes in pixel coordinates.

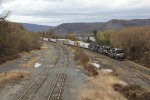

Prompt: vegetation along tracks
[87,49,150,86]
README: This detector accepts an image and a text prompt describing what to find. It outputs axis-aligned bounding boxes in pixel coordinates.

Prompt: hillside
[53,19,150,35]
[22,23,55,32]
[54,22,104,35]
[0,21,40,64]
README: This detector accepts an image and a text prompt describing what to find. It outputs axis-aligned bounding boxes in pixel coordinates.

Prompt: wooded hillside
[53,19,150,35]
[96,27,150,67]
[0,21,40,64]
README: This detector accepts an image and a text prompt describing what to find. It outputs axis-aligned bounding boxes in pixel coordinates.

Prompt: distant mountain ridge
[21,23,55,32]
[53,19,150,36]
[21,19,150,35]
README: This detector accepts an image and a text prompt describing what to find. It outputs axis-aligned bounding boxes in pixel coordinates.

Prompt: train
[43,38,125,60]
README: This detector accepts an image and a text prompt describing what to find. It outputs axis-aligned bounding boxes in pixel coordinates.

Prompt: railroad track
[47,43,69,100]
[100,54,150,85]
[59,44,69,67]
[119,61,150,85]
[48,72,67,100]
[17,74,48,100]
[17,43,69,100]
[17,43,61,100]
[123,61,150,75]
[60,44,69,55]
[86,49,150,86]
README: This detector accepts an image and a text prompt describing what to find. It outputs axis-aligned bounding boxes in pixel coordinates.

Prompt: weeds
[74,48,89,66]
[0,22,40,65]
[0,55,20,64]
[80,70,127,100]
[74,48,98,76]
[20,57,39,68]
[85,63,98,76]
[113,84,150,100]
[0,71,29,88]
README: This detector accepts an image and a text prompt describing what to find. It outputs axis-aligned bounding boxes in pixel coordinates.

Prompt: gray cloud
[1,0,150,25]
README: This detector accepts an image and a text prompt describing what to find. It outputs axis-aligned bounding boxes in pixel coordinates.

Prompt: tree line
[0,20,40,64]
[94,26,150,67]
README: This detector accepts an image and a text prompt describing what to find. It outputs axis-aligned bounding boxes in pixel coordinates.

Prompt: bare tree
[0,0,10,21]
[0,11,10,21]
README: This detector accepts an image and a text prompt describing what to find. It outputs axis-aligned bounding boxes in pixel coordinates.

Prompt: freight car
[45,38,125,60]
[74,41,80,47]
[49,38,57,43]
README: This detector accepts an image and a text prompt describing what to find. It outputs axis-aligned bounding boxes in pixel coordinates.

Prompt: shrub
[0,22,40,63]
[113,84,150,100]
[85,63,98,76]
[74,48,89,66]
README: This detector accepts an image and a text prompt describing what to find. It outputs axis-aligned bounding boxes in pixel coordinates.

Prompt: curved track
[84,48,150,89]
[48,72,67,100]
[47,43,69,100]
[17,42,69,100]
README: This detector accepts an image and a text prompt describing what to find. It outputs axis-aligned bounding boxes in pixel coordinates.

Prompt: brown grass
[19,52,31,57]
[74,48,89,66]
[85,63,98,76]
[20,43,47,56]
[73,48,98,76]
[113,84,150,100]
[0,55,20,65]
[80,70,127,100]
[40,43,49,51]
[0,71,29,88]
[20,57,39,68]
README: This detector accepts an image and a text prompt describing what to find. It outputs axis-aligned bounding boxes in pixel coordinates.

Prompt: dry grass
[0,55,20,65]
[76,65,84,69]
[113,84,150,100]
[98,57,112,66]
[19,52,31,57]
[40,43,49,51]
[20,43,47,56]
[85,63,98,76]
[80,70,127,100]
[67,46,75,53]
[73,48,98,76]
[74,48,89,66]
[20,57,39,68]
[0,71,29,88]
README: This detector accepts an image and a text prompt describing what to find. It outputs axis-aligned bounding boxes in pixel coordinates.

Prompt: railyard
[0,41,149,100]
[1,1,150,100]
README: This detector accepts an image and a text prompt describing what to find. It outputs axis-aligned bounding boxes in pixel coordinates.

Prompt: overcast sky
[1,0,150,26]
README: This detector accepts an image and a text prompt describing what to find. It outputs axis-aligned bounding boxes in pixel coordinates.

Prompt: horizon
[1,0,150,26]
[19,18,150,26]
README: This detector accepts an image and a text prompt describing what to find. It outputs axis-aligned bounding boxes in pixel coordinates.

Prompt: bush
[96,27,150,67]
[112,27,150,67]
[85,63,98,76]
[0,22,40,63]
[74,48,98,76]
[113,84,150,100]
[74,48,89,66]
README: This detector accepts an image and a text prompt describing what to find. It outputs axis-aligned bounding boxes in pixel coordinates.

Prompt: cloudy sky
[0,0,150,26]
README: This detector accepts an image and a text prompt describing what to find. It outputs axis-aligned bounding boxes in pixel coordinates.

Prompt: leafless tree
[0,11,10,21]
[0,0,10,21]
